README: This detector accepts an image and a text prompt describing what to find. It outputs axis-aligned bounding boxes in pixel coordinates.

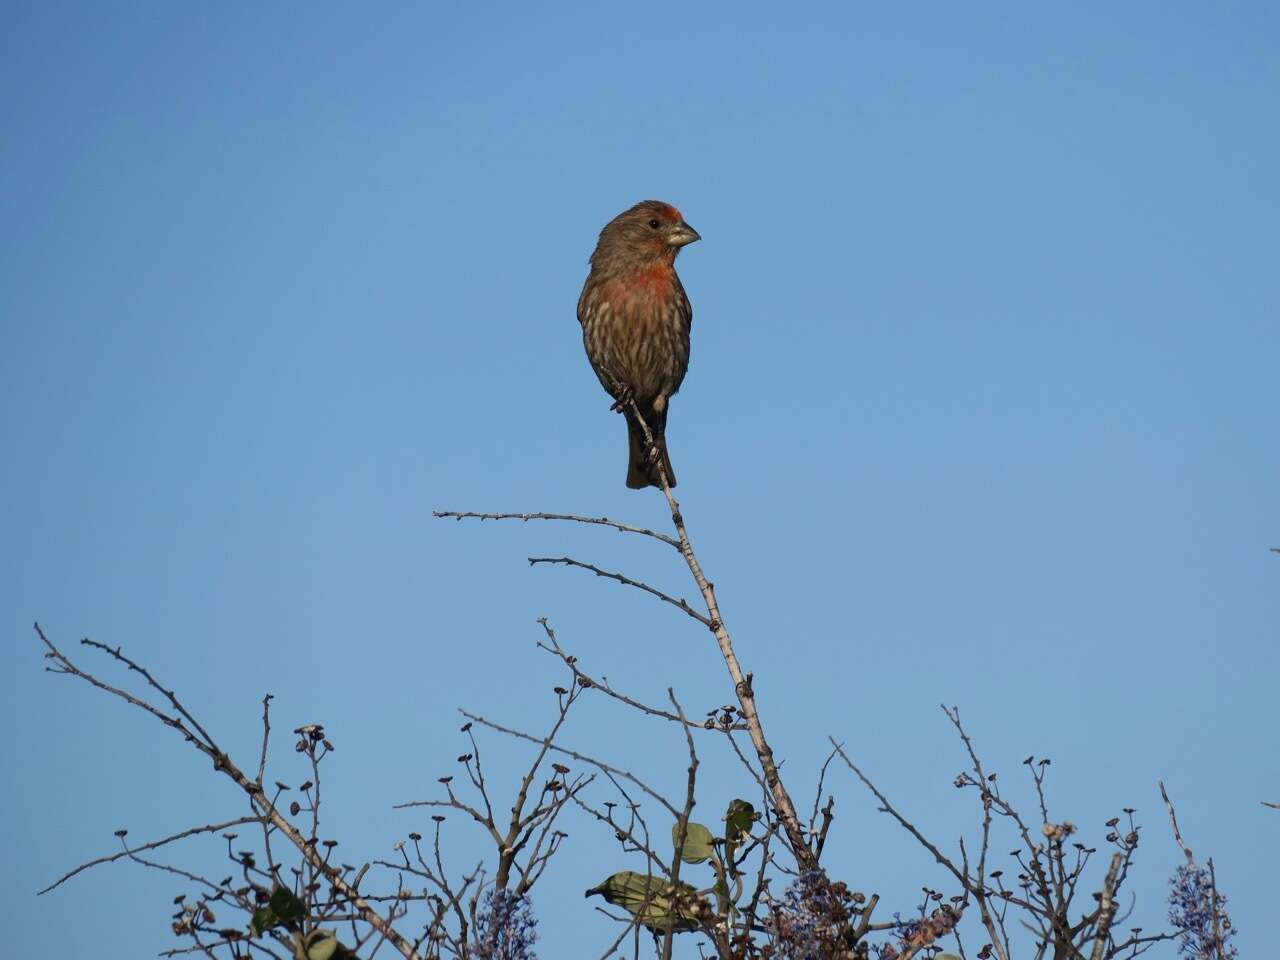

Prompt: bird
[577,200,701,488]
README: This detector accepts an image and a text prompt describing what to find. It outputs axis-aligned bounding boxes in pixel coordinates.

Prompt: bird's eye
[648,219,660,229]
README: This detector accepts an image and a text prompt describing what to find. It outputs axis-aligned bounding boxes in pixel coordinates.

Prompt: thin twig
[829,739,966,887]
[39,817,259,895]
[435,510,680,548]
[808,746,839,862]
[256,694,273,786]
[663,689,699,960]
[535,618,744,730]
[458,709,680,818]
[528,556,710,626]
[1158,780,1194,863]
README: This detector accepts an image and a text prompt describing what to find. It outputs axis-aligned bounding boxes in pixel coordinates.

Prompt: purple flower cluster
[1168,863,1236,960]
[473,889,539,960]
[768,869,863,959]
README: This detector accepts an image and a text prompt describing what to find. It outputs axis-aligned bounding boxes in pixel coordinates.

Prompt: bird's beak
[670,222,701,247]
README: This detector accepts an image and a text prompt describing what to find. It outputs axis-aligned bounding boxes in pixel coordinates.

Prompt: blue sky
[2,3,1276,956]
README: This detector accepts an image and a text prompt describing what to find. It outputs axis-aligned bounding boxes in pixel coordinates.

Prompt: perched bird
[577,200,701,488]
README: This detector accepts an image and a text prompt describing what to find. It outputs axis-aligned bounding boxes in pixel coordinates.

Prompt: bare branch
[434,510,680,549]
[536,618,744,730]
[256,694,273,786]
[808,745,839,862]
[528,556,711,626]
[829,739,967,887]
[1159,779,1194,864]
[36,624,424,960]
[39,817,259,895]
[459,708,681,818]
[662,689,699,960]
[625,402,815,870]
[1088,853,1124,960]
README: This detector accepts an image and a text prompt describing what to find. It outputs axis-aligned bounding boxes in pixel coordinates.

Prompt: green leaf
[269,886,305,924]
[724,798,755,864]
[672,820,715,864]
[252,887,306,937]
[724,799,755,841]
[585,871,705,932]
[250,907,276,937]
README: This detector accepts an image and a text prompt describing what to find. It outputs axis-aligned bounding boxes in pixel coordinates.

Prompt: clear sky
[3,3,1276,957]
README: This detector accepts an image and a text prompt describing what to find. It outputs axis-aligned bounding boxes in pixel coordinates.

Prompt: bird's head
[592,200,700,270]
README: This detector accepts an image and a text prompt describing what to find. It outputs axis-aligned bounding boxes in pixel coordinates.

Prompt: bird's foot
[609,387,635,414]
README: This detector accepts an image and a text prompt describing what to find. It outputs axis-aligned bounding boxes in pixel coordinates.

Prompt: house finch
[577,200,700,488]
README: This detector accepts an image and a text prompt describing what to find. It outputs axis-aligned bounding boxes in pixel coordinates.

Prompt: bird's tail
[626,421,676,489]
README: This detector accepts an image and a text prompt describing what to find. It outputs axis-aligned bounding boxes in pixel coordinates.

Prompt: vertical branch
[1087,853,1123,960]
[662,689,699,960]
[1159,779,1194,864]
[1161,780,1232,959]
[629,403,815,870]
[256,694,274,786]
[1207,860,1225,960]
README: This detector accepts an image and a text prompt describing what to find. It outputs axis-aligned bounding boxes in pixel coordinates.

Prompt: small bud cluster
[880,895,961,960]
[1040,821,1076,843]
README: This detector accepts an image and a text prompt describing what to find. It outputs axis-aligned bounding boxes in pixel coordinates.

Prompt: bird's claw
[609,387,635,414]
